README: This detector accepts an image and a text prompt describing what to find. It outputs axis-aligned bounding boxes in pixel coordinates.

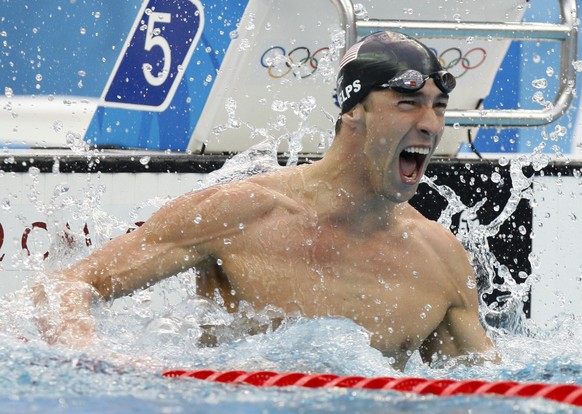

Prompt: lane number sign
[102,0,204,111]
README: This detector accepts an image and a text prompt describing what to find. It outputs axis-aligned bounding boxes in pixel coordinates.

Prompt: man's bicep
[419,306,496,365]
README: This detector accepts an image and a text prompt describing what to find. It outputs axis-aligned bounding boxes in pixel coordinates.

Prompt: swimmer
[34,31,497,370]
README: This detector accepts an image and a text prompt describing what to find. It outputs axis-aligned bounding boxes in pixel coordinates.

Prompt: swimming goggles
[378,70,456,94]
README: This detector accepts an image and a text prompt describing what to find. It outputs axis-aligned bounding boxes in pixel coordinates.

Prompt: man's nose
[417,106,444,138]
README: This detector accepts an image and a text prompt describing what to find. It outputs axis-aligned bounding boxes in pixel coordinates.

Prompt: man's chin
[384,187,417,204]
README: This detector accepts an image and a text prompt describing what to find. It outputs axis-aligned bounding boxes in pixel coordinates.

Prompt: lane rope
[163,369,582,407]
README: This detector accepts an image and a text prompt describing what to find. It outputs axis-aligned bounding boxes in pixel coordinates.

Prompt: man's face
[360,79,448,202]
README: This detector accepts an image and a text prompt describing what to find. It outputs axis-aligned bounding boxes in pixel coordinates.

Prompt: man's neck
[297,151,404,233]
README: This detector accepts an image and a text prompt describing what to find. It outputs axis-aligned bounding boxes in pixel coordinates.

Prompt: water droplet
[1,199,11,210]
[402,232,409,239]
[466,276,476,289]
[533,54,541,63]
[238,38,251,51]
[139,156,151,165]
[425,304,432,312]
[354,3,369,20]
[306,239,313,246]
[420,312,427,319]
[52,121,63,132]
[573,60,582,72]
[229,30,239,40]
[193,214,202,224]
[272,100,288,112]
[245,15,256,30]
[35,74,43,82]
[546,66,555,77]
[238,223,245,230]
[532,78,548,89]
[528,252,541,269]
[532,91,546,105]
[223,238,232,245]
[216,259,223,266]
[4,87,13,98]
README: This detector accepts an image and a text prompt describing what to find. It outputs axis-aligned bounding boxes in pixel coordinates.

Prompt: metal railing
[330,0,578,128]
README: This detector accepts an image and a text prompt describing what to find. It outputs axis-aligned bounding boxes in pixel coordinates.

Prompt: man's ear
[341,103,365,128]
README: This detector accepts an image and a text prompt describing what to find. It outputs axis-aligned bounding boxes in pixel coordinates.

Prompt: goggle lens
[379,70,456,94]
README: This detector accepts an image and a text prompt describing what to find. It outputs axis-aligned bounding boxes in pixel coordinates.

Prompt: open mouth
[399,146,430,183]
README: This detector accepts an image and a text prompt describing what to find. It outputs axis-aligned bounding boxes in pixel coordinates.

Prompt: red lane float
[163,369,582,407]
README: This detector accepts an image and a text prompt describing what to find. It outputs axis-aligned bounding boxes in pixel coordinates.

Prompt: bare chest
[199,214,452,360]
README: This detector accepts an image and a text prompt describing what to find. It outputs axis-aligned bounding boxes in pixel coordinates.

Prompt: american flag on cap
[338,41,364,72]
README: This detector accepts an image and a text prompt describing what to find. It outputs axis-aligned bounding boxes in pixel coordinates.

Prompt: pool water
[1,277,581,414]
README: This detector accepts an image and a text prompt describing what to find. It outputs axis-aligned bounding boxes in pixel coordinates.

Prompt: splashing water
[423,144,551,336]
[209,28,342,166]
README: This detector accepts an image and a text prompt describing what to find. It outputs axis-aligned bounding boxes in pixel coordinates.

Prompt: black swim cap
[336,31,447,113]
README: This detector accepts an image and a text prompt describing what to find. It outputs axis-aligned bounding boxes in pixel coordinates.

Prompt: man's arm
[32,189,213,347]
[33,182,266,347]
[419,230,498,366]
[32,179,289,347]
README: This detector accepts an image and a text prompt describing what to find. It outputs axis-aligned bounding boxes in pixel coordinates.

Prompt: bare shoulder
[164,171,302,219]
[405,205,462,251]
[143,170,304,241]
[405,206,475,303]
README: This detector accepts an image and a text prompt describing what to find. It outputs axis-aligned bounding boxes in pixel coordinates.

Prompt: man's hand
[32,275,99,349]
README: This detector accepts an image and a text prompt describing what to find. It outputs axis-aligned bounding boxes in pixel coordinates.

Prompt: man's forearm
[32,275,99,348]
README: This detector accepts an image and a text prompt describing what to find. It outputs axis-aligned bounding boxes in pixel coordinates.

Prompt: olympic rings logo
[260,46,330,79]
[433,47,487,78]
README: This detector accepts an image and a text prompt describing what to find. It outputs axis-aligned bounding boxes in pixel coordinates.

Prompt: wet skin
[34,80,496,370]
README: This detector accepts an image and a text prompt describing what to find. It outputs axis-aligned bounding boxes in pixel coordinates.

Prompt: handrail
[329,0,578,128]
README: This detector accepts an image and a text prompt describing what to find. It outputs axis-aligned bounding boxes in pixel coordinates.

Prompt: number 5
[143,11,172,86]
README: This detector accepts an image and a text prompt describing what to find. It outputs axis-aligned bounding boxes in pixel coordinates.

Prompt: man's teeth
[403,146,430,155]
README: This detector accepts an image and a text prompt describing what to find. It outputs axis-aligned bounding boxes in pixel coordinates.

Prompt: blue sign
[102,0,204,111]
[86,0,248,152]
